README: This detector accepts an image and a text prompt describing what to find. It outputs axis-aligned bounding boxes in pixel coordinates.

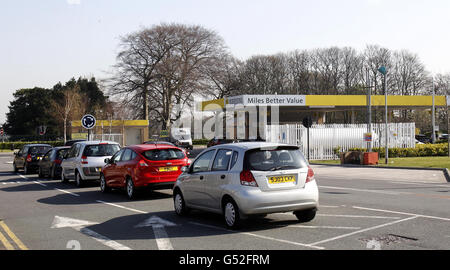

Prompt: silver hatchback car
[61,141,121,187]
[173,142,319,228]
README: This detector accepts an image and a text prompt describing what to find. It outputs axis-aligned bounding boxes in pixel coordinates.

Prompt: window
[67,145,78,158]
[230,151,239,169]
[212,149,233,171]
[56,149,68,160]
[112,150,124,163]
[30,146,52,155]
[244,146,308,171]
[191,150,215,173]
[143,149,185,161]
[83,144,120,157]
[121,149,132,161]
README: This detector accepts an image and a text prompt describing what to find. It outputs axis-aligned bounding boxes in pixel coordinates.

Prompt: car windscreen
[29,146,52,155]
[83,144,120,157]
[244,146,308,171]
[142,148,185,161]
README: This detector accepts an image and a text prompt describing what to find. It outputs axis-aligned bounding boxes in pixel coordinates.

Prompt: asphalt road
[0,152,449,250]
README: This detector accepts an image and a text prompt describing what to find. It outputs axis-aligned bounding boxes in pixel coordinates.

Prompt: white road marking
[319,185,410,195]
[135,216,176,250]
[352,206,450,222]
[96,200,147,214]
[51,216,131,250]
[317,214,401,219]
[55,188,80,197]
[288,225,361,230]
[189,221,325,250]
[308,215,419,246]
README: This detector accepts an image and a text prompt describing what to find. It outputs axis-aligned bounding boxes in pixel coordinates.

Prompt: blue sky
[1,0,450,123]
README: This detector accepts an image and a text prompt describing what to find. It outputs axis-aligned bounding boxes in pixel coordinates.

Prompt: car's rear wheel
[61,169,69,183]
[75,171,83,187]
[173,191,189,216]
[223,199,241,229]
[294,208,317,223]
[100,174,110,193]
[126,178,136,200]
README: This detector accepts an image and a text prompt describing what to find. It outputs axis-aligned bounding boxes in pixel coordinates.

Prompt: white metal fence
[92,134,123,145]
[265,123,416,160]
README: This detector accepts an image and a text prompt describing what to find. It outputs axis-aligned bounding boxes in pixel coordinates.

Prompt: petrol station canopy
[198,94,449,112]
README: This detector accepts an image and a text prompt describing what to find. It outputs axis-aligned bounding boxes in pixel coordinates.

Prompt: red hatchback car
[100,144,190,199]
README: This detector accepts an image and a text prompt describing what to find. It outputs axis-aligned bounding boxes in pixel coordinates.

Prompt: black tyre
[173,191,190,216]
[75,171,83,187]
[50,166,57,180]
[126,178,136,200]
[13,162,18,173]
[100,174,111,193]
[61,169,69,183]
[223,199,241,229]
[23,164,29,175]
[294,208,317,223]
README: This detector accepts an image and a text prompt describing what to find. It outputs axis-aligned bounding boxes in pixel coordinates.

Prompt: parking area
[0,152,449,250]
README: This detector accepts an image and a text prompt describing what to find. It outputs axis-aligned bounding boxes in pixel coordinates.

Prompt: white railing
[265,123,416,160]
[92,134,123,145]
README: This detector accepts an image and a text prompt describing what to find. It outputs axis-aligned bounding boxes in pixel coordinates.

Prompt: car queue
[12,140,319,228]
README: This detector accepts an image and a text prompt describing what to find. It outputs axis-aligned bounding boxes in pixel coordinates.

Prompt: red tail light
[26,154,32,162]
[54,159,62,165]
[81,156,88,164]
[240,170,258,187]
[138,159,149,167]
[306,166,315,183]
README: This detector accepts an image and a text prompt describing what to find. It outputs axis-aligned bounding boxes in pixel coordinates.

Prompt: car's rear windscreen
[30,146,52,155]
[56,149,69,159]
[142,148,185,161]
[244,146,308,171]
[83,144,120,157]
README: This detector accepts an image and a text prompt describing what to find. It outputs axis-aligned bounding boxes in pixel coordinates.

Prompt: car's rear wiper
[269,165,298,171]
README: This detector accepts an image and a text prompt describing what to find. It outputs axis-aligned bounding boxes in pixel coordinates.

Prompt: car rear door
[202,148,234,211]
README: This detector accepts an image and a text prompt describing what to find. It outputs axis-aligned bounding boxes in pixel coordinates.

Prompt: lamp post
[378,66,388,164]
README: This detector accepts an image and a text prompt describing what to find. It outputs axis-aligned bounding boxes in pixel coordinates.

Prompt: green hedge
[348,143,448,158]
[0,141,65,150]
[192,139,210,145]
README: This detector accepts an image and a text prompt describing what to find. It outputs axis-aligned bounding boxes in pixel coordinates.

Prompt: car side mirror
[104,158,111,164]
[14,151,18,156]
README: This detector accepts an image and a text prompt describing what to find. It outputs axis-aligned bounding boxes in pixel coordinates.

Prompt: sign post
[302,116,313,161]
[81,114,96,141]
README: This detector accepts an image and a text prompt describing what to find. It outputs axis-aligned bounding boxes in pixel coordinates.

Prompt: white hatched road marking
[308,215,419,246]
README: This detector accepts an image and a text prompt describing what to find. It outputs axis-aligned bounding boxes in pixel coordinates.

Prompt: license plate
[159,166,178,172]
[268,175,296,184]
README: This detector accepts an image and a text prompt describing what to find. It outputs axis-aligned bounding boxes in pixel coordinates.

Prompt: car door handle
[199,175,204,180]
[220,175,226,179]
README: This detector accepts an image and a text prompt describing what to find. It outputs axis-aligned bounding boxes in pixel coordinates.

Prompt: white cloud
[67,0,81,5]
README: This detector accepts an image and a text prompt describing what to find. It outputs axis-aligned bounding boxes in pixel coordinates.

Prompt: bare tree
[108,23,228,130]
[51,85,83,143]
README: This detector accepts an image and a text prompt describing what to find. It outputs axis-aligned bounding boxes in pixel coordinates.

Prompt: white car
[61,141,121,187]
[173,142,319,228]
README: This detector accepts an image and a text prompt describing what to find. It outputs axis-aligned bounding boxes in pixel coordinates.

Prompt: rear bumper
[135,175,177,189]
[233,180,319,215]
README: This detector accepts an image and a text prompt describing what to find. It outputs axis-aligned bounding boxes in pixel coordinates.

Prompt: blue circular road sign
[81,114,96,129]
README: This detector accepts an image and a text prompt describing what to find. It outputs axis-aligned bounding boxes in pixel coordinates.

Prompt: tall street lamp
[378,66,388,164]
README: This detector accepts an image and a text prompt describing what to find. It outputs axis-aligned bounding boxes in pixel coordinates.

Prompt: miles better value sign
[227,95,306,106]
